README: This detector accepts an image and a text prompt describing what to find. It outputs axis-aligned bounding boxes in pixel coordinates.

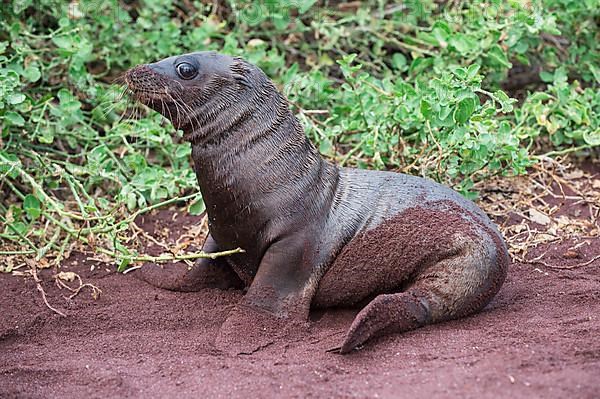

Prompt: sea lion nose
[124,65,153,87]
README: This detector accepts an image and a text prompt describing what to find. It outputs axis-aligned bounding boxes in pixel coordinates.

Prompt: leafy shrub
[0,0,597,266]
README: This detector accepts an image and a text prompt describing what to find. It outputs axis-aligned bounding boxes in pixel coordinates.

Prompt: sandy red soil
[1,199,599,398]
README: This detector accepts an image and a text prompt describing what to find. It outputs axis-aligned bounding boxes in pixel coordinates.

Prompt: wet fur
[125,52,509,353]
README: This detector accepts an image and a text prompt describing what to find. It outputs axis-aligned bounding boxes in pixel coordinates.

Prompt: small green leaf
[586,63,600,84]
[494,90,515,113]
[22,65,41,82]
[4,111,25,126]
[420,100,433,119]
[448,33,478,55]
[409,57,434,76]
[392,53,407,71]
[23,194,41,220]
[126,192,137,211]
[453,98,476,124]
[486,44,512,69]
[6,221,28,236]
[466,64,481,80]
[319,139,333,155]
[117,258,130,273]
[188,198,206,215]
[272,13,290,30]
[583,129,600,146]
[528,92,552,102]
[297,0,317,13]
[52,36,73,50]
[539,71,554,83]
[7,93,25,105]
[175,144,191,158]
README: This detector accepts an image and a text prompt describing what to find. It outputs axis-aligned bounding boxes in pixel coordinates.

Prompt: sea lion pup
[124,51,509,354]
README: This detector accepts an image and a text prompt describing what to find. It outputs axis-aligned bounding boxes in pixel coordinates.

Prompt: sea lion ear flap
[230,57,252,88]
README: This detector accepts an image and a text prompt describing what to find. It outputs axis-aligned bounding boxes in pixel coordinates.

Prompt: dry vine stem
[523,254,600,270]
[54,271,102,300]
[26,260,67,317]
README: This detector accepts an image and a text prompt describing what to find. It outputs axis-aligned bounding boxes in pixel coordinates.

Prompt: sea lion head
[124,51,257,134]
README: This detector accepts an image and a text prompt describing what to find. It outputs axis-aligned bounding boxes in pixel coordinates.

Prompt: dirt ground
[1,172,599,398]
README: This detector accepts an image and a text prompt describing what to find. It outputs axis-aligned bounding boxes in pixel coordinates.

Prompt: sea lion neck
[187,79,340,243]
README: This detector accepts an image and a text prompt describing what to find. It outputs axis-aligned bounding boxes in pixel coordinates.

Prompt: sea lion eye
[176,62,197,80]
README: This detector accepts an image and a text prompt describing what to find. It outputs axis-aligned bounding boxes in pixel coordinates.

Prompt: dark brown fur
[124,52,509,354]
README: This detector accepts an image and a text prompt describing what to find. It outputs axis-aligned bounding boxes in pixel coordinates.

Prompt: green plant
[517,67,600,148]
[293,55,525,196]
[0,0,598,271]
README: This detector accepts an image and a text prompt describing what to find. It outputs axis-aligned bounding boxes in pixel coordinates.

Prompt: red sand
[1,211,599,398]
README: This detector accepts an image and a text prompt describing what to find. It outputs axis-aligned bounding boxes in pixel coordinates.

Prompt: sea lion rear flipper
[339,235,508,354]
[339,292,430,354]
[135,233,243,292]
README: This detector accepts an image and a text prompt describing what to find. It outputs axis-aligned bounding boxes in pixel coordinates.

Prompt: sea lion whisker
[172,95,192,132]
[161,96,175,127]
[169,91,199,133]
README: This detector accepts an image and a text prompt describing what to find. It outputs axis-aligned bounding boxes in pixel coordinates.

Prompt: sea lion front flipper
[215,233,317,353]
[242,232,320,318]
[135,233,243,292]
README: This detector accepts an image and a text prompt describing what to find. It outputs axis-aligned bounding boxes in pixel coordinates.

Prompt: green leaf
[174,144,191,158]
[432,21,451,47]
[486,44,512,69]
[453,98,476,124]
[586,63,600,84]
[466,64,481,80]
[23,194,41,220]
[52,35,74,50]
[297,0,318,14]
[7,93,25,105]
[583,129,600,146]
[272,13,290,30]
[22,65,41,82]
[38,128,55,144]
[452,67,467,80]
[409,57,433,76]
[392,53,407,71]
[126,192,137,211]
[448,33,478,55]
[420,100,433,119]
[4,111,25,126]
[319,139,333,155]
[527,92,552,102]
[117,258,130,273]
[494,90,515,113]
[188,198,206,215]
[6,222,28,237]
[539,71,554,83]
